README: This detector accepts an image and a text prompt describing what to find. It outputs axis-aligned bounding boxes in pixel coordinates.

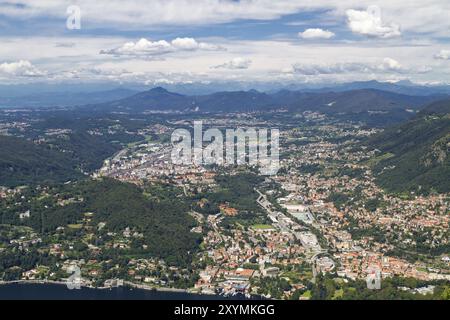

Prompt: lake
[0,283,249,300]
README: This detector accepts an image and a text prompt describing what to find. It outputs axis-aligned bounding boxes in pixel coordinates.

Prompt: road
[255,188,331,279]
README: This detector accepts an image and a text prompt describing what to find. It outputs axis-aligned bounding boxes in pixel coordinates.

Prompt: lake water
[0,283,248,300]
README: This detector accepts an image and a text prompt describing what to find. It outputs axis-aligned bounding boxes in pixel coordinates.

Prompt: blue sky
[0,0,449,86]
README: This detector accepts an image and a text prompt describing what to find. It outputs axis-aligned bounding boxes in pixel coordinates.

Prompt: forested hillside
[0,135,83,187]
[366,99,450,194]
[0,178,201,266]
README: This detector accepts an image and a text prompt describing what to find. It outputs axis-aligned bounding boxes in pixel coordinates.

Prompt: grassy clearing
[67,224,83,230]
[366,152,395,167]
[251,224,275,230]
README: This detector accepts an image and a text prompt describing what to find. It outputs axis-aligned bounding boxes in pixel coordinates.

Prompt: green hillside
[0,178,200,266]
[366,99,450,194]
[0,135,84,187]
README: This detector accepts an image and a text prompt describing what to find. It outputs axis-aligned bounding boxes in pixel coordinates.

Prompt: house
[219,204,238,217]
[262,267,280,278]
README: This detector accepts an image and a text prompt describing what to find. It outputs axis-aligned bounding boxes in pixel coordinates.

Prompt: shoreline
[0,281,262,300]
[0,280,215,296]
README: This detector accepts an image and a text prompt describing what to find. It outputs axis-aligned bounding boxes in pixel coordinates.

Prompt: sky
[0,0,450,87]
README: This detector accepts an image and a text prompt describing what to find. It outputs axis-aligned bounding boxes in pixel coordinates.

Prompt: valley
[0,94,448,300]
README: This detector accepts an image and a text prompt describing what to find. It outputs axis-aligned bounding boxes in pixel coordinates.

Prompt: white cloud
[435,50,450,60]
[0,60,45,77]
[100,38,224,57]
[101,39,172,57]
[291,58,427,75]
[171,38,221,51]
[213,57,252,70]
[379,57,403,72]
[346,6,401,38]
[299,28,335,39]
[1,1,449,40]
[0,0,316,27]
[0,36,442,85]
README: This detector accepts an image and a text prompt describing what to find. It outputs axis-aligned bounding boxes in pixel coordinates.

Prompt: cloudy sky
[0,0,450,86]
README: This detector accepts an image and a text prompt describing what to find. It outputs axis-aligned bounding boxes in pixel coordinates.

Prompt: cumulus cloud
[100,37,224,57]
[1,1,449,40]
[379,57,404,72]
[171,38,220,51]
[213,57,252,70]
[435,50,450,60]
[299,28,335,39]
[291,58,427,75]
[0,60,45,77]
[346,6,401,38]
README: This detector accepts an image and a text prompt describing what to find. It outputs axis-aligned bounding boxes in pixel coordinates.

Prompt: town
[0,110,449,299]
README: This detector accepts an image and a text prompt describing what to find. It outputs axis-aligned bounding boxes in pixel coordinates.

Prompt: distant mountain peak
[136,86,185,98]
[149,86,170,93]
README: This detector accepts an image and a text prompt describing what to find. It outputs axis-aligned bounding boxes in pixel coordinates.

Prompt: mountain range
[301,80,450,96]
[86,86,446,125]
[2,80,450,108]
[0,88,137,108]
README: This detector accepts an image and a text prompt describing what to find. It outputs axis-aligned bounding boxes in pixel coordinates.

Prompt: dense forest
[0,135,84,187]
[26,113,146,172]
[308,274,450,300]
[48,131,122,172]
[193,172,264,215]
[0,110,151,186]
[0,179,201,266]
